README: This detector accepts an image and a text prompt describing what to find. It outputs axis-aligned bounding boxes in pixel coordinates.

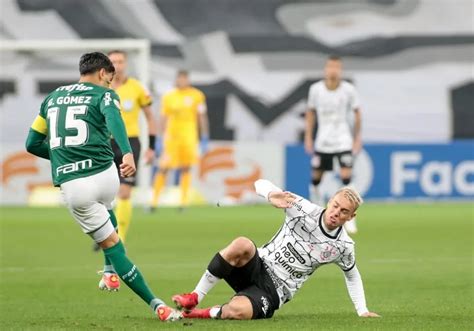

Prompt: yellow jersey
[114,77,152,137]
[161,87,206,143]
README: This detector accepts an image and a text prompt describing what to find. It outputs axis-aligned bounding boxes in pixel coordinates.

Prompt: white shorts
[60,163,119,243]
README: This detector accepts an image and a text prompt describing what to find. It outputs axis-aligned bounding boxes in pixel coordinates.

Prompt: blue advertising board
[285,141,474,200]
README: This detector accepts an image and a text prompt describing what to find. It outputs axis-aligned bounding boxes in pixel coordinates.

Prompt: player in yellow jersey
[151,70,209,210]
[108,50,157,242]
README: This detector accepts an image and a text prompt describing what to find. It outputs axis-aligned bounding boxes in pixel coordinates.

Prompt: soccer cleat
[172,292,198,311]
[98,272,120,291]
[156,305,183,322]
[182,307,212,319]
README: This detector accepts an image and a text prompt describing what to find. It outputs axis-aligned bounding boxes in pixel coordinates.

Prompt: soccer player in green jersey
[25,52,181,322]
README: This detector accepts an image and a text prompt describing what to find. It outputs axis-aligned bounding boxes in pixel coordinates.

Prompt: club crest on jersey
[121,99,133,111]
[184,96,193,106]
[320,245,338,261]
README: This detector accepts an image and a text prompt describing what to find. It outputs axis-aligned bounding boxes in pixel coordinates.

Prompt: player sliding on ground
[25,52,181,322]
[172,179,380,320]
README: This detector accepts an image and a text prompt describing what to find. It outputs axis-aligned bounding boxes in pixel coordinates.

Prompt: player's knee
[221,301,251,320]
[311,177,321,186]
[159,168,169,176]
[230,237,255,257]
[118,185,132,199]
[342,177,351,185]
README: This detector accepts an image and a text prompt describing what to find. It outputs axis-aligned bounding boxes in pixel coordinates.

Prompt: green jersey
[38,82,130,186]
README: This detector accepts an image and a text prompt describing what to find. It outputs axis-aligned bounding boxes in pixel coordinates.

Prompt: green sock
[103,210,118,272]
[104,240,164,311]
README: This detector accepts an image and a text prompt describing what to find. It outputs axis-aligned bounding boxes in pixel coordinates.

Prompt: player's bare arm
[155,114,168,157]
[304,108,316,155]
[268,191,296,209]
[353,108,362,155]
[198,112,209,139]
[142,105,157,164]
[255,179,299,209]
[198,106,210,154]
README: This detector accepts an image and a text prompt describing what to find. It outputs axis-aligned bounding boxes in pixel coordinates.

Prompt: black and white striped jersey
[258,195,356,307]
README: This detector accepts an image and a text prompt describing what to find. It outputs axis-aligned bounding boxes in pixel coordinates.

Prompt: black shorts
[312,150,353,171]
[111,137,141,186]
[224,250,280,319]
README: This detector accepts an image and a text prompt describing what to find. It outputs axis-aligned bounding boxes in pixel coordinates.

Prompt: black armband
[149,135,156,149]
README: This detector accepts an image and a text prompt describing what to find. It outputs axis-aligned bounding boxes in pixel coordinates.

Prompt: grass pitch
[1,203,473,330]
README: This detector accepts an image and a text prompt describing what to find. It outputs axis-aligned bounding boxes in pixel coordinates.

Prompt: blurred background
[1,0,473,206]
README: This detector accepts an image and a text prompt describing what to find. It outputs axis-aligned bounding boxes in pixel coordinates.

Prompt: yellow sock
[180,171,191,207]
[116,198,132,242]
[152,172,166,207]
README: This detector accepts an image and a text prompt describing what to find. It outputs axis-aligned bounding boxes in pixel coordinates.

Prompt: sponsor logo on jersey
[286,243,306,264]
[56,84,93,92]
[56,159,92,176]
[274,247,304,279]
[121,99,133,110]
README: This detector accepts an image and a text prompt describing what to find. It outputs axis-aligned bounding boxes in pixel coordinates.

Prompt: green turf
[0,203,473,330]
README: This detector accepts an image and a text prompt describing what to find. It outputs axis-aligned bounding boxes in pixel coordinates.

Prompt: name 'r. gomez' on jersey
[258,195,356,307]
[307,80,361,153]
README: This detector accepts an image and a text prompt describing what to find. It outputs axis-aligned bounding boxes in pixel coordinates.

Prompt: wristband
[149,135,156,149]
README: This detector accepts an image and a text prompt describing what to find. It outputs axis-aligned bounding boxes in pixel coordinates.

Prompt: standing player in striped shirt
[171,179,379,320]
[304,56,363,234]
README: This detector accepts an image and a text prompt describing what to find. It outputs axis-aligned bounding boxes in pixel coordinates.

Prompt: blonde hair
[335,186,364,210]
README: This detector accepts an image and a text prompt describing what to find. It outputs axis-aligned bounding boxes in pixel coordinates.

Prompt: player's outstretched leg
[100,227,181,321]
[173,237,256,311]
[183,296,253,320]
[99,210,120,291]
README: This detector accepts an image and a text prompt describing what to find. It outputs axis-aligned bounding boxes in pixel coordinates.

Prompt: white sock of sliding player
[193,270,220,302]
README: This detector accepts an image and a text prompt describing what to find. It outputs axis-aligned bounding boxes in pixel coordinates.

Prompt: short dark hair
[327,55,342,62]
[79,52,115,75]
[107,49,127,57]
[177,69,189,77]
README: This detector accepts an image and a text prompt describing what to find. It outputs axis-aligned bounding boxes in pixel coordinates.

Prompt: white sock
[193,270,220,303]
[209,306,221,319]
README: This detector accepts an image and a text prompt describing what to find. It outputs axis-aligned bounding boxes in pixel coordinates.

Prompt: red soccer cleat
[98,272,120,291]
[183,307,212,319]
[172,292,199,311]
[156,305,182,322]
